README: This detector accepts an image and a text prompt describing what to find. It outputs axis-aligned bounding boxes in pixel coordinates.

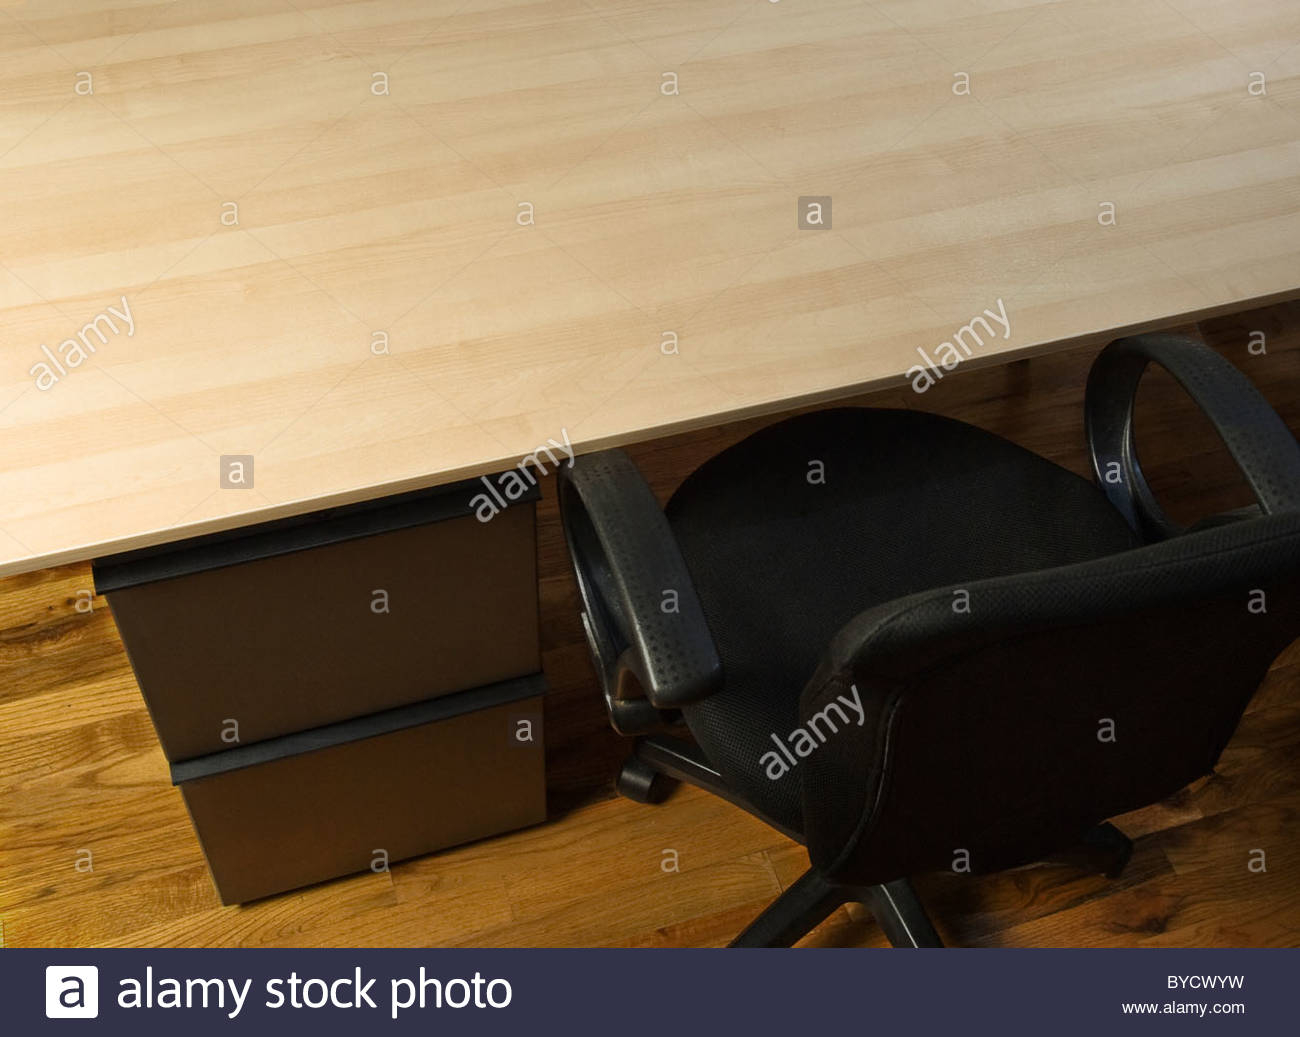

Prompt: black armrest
[1085,333,1300,540]
[557,449,722,718]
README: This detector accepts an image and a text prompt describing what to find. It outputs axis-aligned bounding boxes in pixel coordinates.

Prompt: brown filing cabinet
[172,675,545,904]
[93,474,546,903]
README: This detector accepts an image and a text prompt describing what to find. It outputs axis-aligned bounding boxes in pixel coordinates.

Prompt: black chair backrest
[799,511,1300,886]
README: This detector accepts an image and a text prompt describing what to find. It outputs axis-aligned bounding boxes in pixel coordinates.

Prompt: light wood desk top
[1,0,1298,576]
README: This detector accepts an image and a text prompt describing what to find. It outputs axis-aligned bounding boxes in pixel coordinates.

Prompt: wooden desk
[1,0,1298,576]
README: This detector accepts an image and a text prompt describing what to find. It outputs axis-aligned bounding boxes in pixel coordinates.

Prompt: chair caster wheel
[1084,822,1134,880]
[616,756,672,804]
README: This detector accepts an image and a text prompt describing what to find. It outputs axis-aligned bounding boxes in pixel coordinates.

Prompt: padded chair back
[799,512,1300,886]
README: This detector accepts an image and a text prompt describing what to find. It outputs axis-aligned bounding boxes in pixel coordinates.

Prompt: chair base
[618,735,1140,947]
[617,734,943,947]
[1044,821,1134,879]
[728,868,944,948]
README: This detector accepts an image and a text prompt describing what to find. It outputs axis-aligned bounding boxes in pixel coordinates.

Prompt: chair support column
[631,736,945,948]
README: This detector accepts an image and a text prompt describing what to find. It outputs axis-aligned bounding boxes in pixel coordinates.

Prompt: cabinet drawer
[172,675,546,904]
[95,477,539,760]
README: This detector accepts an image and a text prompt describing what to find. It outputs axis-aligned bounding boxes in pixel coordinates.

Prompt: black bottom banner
[8,948,1285,1034]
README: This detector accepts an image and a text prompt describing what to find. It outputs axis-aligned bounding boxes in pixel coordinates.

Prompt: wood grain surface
[1,0,1299,574]
[1,301,1296,947]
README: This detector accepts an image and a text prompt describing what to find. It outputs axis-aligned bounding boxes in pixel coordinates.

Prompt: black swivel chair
[557,333,1300,947]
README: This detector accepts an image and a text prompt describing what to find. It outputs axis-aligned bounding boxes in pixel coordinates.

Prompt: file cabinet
[94,474,546,903]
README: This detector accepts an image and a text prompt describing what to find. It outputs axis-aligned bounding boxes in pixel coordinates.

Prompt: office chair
[557,333,1300,947]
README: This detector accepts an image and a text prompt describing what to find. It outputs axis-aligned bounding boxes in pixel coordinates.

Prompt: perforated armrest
[1085,333,1300,541]
[557,449,722,712]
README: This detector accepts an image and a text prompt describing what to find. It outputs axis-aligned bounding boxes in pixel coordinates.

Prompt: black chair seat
[665,407,1141,832]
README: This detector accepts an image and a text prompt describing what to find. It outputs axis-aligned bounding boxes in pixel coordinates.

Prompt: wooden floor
[1,303,1298,948]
